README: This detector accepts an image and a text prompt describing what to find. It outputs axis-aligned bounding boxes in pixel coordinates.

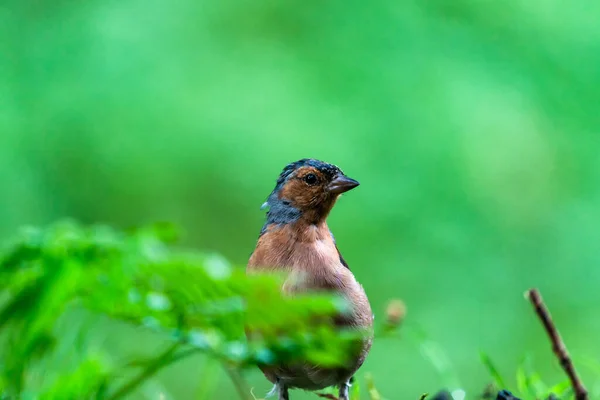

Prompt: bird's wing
[336,244,350,270]
[329,229,350,270]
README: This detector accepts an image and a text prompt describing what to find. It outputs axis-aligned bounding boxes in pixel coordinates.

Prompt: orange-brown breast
[248,222,373,327]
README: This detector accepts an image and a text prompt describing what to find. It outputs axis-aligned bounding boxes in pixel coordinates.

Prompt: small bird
[247,159,373,400]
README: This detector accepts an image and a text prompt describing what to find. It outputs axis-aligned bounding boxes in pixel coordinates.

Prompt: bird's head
[262,159,359,226]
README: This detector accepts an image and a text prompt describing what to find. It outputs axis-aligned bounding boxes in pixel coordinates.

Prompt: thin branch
[223,365,253,400]
[526,288,588,400]
[107,342,181,400]
[167,347,203,364]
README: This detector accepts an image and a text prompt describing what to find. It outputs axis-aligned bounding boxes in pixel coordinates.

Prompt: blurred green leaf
[515,356,548,399]
[40,356,110,400]
[480,351,507,389]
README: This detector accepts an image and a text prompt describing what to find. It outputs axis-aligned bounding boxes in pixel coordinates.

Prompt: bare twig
[526,288,587,400]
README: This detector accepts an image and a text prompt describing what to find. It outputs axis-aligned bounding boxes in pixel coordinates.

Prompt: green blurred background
[2,0,600,398]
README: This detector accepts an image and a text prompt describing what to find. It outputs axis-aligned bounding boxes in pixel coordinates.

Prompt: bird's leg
[338,378,352,400]
[278,383,289,400]
[267,379,289,400]
[274,378,288,400]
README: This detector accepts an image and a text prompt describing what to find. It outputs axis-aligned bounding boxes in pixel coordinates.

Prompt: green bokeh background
[2,0,600,398]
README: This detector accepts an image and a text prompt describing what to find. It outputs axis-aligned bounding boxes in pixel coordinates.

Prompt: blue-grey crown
[272,159,342,193]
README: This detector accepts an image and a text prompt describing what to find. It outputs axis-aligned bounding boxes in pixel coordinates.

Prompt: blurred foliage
[0,221,367,399]
[480,353,574,400]
[2,0,600,398]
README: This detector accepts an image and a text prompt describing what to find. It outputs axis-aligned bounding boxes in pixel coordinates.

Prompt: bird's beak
[328,174,360,195]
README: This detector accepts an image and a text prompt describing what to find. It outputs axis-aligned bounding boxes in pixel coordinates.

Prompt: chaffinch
[247,159,373,400]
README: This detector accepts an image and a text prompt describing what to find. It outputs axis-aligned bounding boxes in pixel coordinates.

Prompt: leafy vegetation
[0,221,369,399]
[2,221,593,400]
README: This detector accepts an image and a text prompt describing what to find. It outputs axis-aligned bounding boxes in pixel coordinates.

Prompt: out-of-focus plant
[8,221,584,400]
[479,353,574,400]
[0,220,368,399]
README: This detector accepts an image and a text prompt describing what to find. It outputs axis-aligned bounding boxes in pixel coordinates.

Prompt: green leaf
[515,355,547,399]
[546,379,572,398]
[479,351,507,388]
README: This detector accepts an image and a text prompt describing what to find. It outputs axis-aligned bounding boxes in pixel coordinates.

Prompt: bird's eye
[304,173,318,185]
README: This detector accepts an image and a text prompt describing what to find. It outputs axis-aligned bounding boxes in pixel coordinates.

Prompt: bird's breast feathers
[248,222,372,327]
[248,223,348,285]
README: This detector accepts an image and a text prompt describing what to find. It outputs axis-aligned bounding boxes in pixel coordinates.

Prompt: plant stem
[527,289,588,400]
[195,357,221,400]
[107,342,180,400]
[223,365,252,400]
